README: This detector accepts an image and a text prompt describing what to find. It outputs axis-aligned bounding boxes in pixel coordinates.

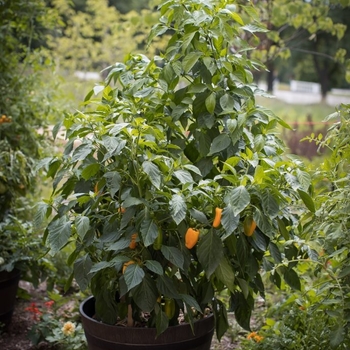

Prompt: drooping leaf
[145,260,164,275]
[133,274,158,313]
[47,216,71,255]
[284,268,301,291]
[297,189,315,213]
[140,219,159,247]
[74,255,92,291]
[81,163,100,180]
[209,133,231,155]
[225,186,250,216]
[143,161,162,190]
[169,193,186,225]
[197,230,224,278]
[75,215,90,239]
[161,245,184,269]
[124,263,145,292]
[182,52,202,73]
[215,257,235,293]
[156,275,180,299]
[221,205,240,236]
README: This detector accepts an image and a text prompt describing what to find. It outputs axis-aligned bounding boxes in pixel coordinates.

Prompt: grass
[256,96,337,124]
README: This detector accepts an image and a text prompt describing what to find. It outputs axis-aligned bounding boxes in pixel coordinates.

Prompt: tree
[0,0,60,219]
[248,0,350,96]
[50,0,162,74]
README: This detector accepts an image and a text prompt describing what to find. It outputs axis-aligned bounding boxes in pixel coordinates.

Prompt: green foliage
[243,104,350,350]
[50,0,162,73]
[248,0,350,93]
[26,296,87,349]
[40,0,312,339]
[0,0,62,282]
[241,302,350,350]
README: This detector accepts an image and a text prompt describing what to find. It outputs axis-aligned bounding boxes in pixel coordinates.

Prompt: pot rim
[79,295,214,331]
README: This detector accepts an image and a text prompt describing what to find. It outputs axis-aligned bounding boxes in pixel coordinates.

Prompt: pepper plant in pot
[40,0,313,346]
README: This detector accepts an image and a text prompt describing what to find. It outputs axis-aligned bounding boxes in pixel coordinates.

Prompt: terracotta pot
[80,296,215,350]
[0,269,20,328]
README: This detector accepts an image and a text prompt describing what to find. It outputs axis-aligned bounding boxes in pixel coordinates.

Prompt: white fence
[290,80,321,94]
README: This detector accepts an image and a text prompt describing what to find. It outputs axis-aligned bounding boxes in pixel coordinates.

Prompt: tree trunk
[266,62,275,93]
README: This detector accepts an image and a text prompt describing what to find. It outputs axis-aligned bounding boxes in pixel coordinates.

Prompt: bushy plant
[0,0,61,282]
[40,0,314,339]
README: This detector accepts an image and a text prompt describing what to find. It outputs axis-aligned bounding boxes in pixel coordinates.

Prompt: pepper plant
[40,0,313,338]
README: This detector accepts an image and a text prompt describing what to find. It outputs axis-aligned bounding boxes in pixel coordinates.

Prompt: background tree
[0,0,60,220]
[50,0,162,75]
[248,0,350,96]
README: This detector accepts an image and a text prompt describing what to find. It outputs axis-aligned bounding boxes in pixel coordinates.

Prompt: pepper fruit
[185,228,200,249]
[153,230,163,250]
[129,233,137,249]
[213,207,223,228]
[243,217,256,237]
[122,261,135,274]
[163,298,175,319]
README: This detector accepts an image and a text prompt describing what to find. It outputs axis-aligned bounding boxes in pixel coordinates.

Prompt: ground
[0,282,57,350]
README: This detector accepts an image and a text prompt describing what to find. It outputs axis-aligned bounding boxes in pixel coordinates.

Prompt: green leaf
[213,299,229,340]
[296,169,311,191]
[133,274,158,313]
[182,52,202,73]
[72,144,92,162]
[161,245,184,269]
[180,294,201,313]
[75,215,90,239]
[221,206,240,237]
[169,193,187,225]
[106,238,131,252]
[81,163,100,180]
[205,92,216,114]
[173,170,193,184]
[330,325,344,348]
[230,12,244,25]
[297,189,315,213]
[73,255,92,291]
[189,208,209,224]
[104,171,121,197]
[225,186,250,216]
[34,202,49,230]
[124,263,145,292]
[269,242,282,263]
[261,190,279,218]
[284,268,301,290]
[219,94,235,111]
[197,231,224,278]
[209,133,231,155]
[156,275,180,299]
[230,292,252,331]
[338,265,350,279]
[143,161,161,190]
[215,257,235,293]
[155,308,169,337]
[145,260,164,275]
[140,219,159,247]
[47,216,71,255]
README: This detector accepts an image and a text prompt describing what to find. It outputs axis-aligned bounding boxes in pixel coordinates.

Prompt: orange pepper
[185,228,200,249]
[129,233,137,249]
[213,207,223,228]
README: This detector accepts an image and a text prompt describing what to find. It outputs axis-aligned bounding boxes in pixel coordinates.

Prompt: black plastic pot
[0,269,20,328]
[80,296,214,350]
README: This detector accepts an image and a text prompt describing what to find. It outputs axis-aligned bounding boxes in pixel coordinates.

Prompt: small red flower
[25,302,42,321]
[45,300,55,309]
